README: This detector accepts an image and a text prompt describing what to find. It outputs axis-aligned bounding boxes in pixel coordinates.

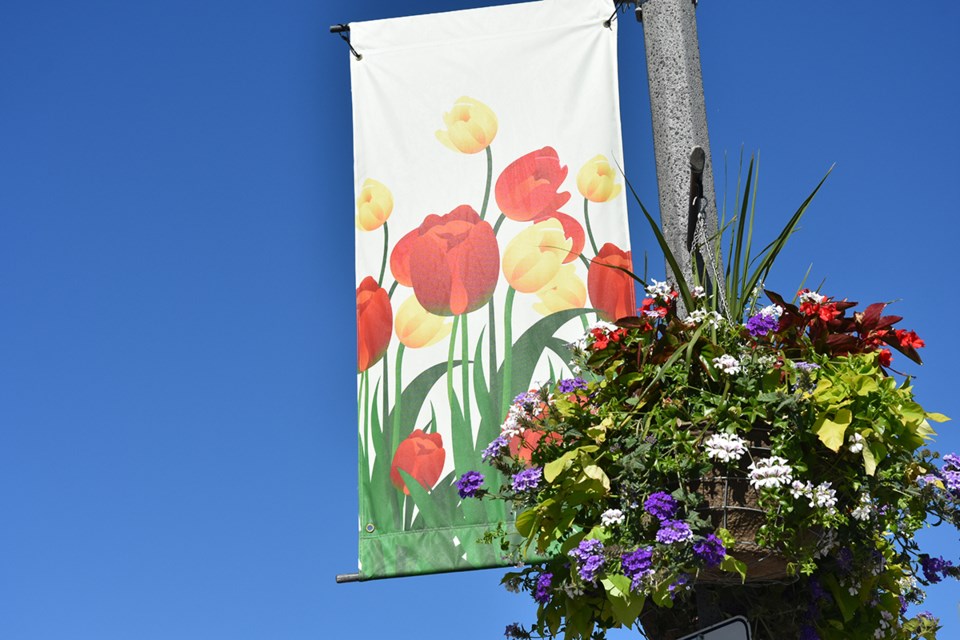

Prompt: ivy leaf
[581,464,611,492]
[816,408,852,452]
[862,444,878,476]
[719,555,748,583]
[544,450,579,483]
[602,575,644,627]
[515,508,537,538]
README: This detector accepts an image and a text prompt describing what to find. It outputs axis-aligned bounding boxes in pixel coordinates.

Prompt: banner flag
[350,0,634,579]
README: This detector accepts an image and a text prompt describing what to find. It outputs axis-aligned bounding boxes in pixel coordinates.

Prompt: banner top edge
[349,0,615,54]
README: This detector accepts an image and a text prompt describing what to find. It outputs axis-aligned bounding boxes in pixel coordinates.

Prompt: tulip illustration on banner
[355,96,634,578]
[576,154,622,257]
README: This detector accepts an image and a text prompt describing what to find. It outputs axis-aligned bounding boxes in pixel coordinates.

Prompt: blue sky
[2,1,958,638]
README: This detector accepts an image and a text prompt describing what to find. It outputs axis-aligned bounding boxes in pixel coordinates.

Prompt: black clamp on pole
[336,572,361,584]
[330,23,362,61]
[687,146,710,290]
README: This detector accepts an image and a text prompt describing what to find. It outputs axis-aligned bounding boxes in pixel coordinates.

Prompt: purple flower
[835,548,853,574]
[746,312,779,337]
[799,624,820,640]
[568,539,605,583]
[643,492,678,521]
[656,519,693,545]
[455,470,484,498]
[808,578,832,604]
[621,547,654,590]
[533,572,553,604]
[919,554,955,584]
[943,453,960,471]
[513,391,540,408]
[511,467,542,492]
[944,469,960,492]
[504,623,529,639]
[918,611,938,621]
[482,435,508,461]
[692,534,726,568]
[667,573,690,599]
[557,377,588,393]
[794,361,820,372]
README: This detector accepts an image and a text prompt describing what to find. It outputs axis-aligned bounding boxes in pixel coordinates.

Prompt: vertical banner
[351,0,634,579]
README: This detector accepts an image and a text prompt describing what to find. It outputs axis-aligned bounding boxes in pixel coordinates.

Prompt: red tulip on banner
[392,205,499,316]
[588,243,636,322]
[495,146,571,222]
[356,276,392,372]
[537,211,585,264]
[390,429,446,495]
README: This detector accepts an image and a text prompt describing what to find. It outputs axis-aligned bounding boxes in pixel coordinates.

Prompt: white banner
[350,0,635,578]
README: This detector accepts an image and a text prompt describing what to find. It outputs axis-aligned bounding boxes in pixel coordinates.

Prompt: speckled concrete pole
[640,0,719,290]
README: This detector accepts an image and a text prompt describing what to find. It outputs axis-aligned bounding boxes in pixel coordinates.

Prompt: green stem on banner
[580,314,590,331]
[363,370,370,447]
[461,314,471,436]
[447,315,460,420]
[388,280,398,298]
[381,352,390,456]
[493,213,506,236]
[487,298,498,419]
[480,146,493,220]
[377,222,389,287]
[393,343,405,455]
[359,370,368,455]
[500,286,516,418]
[584,197,600,257]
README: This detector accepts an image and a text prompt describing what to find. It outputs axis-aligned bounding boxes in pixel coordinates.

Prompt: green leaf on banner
[389,361,457,449]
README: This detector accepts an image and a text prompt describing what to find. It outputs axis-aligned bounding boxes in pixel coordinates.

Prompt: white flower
[712,354,741,375]
[848,432,865,454]
[790,480,812,500]
[809,482,838,511]
[645,279,674,301]
[851,493,873,521]
[798,290,826,305]
[600,508,625,526]
[757,303,783,320]
[692,285,706,299]
[748,456,794,489]
[686,308,724,329]
[704,432,747,463]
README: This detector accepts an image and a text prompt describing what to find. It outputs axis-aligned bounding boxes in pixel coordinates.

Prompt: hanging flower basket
[458,163,960,639]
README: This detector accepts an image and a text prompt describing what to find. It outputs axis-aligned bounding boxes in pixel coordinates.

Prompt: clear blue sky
[2,1,958,638]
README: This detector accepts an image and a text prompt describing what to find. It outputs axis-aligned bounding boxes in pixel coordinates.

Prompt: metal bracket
[336,573,361,583]
[329,23,362,60]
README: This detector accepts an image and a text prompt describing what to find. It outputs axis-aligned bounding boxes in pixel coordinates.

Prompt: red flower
[390,205,499,316]
[879,349,892,368]
[537,211,584,264]
[588,243,636,322]
[508,429,562,465]
[895,329,925,349]
[390,429,445,495]
[356,276,392,372]
[495,147,571,222]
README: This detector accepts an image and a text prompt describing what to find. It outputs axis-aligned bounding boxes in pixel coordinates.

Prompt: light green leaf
[602,575,644,627]
[862,444,877,476]
[915,420,937,441]
[544,450,579,483]
[515,508,537,538]
[719,555,747,583]
[816,408,852,452]
[581,464,610,492]
[926,412,950,423]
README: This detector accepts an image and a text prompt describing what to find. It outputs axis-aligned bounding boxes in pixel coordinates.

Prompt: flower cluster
[473,279,954,640]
